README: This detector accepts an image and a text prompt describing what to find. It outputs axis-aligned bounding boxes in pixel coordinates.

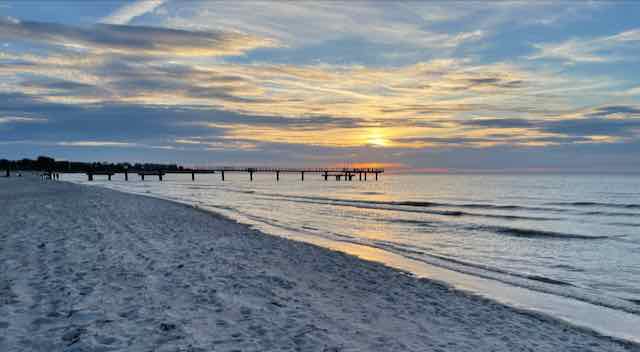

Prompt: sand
[0,176,638,351]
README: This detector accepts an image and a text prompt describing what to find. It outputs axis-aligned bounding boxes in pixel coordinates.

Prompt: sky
[1,1,640,172]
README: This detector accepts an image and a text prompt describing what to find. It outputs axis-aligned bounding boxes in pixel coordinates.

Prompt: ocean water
[63,173,640,339]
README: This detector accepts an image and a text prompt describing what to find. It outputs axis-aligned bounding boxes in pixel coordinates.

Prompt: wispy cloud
[175,138,258,151]
[101,0,166,25]
[616,86,640,97]
[57,141,175,149]
[0,17,277,57]
[164,2,486,51]
[0,116,47,124]
[528,28,640,64]
[57,141,135,147]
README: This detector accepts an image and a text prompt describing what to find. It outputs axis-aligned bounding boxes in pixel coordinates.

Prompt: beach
[1,177,638,351]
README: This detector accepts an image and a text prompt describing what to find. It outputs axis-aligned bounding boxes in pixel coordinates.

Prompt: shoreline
[1,177,638,351]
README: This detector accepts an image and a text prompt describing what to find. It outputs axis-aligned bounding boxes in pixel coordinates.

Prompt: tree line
[0,156,185,172]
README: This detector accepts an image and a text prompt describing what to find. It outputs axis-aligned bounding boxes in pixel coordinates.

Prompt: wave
[388,219,437,227]
[231,189,562,214]
[608,222,640,228]
[582,211,639,217]
[200,187,570,219]
[527,275,573,286]
[257,195,560,221]
[326,238,640,316]
[297,197,554,220]
[548,201,640,209]
[186,185,210,190]
[550,264,585,272]
[390,200,557,212]
[393,201,440,207]
[335,238,640,316]
[473,225,611,240]
[384,220,605,241]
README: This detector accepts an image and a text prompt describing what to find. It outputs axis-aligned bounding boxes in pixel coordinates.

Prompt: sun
[369,137,389,147]
[366,128,390,147]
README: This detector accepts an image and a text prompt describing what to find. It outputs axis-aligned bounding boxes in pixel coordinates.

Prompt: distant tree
[36,156,56,171]
[3,156,187,173]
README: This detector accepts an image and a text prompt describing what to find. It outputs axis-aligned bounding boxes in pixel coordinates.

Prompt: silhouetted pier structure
[87,171,115,181]
[2,165,384,182]
[84,167,384,182]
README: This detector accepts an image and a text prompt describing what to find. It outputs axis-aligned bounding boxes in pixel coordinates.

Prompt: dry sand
[1,177,638,351]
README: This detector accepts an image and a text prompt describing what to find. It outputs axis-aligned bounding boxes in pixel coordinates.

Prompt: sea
[63,172,640,342]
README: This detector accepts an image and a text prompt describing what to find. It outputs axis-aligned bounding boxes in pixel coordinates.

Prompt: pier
[82,167,383,182]
[2,163,384,183]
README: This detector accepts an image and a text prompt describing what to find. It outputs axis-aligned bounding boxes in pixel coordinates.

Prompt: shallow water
[64,173,640,339]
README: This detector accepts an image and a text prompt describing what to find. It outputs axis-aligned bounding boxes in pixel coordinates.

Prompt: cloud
[174,137,258,151]
[449,30,485,46]
[615,86,640,97]
[56,141,176,150]
[101,0,166,25]
[2,50,561,118]
[1,5,638,160]
[163,2,486,51]
[586,105,640,117]
[390,135,595,148]
[529,40,613,63]
[609,29,640,42]
[542,117,640,137]
[3,92,639,171]
[57,141,136,147]
[528,28,640,64]
[0,43,627,149]
[457,105,640,142]
[461,118,536,128]
[0,17,276,57]
[0,115,47,124]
